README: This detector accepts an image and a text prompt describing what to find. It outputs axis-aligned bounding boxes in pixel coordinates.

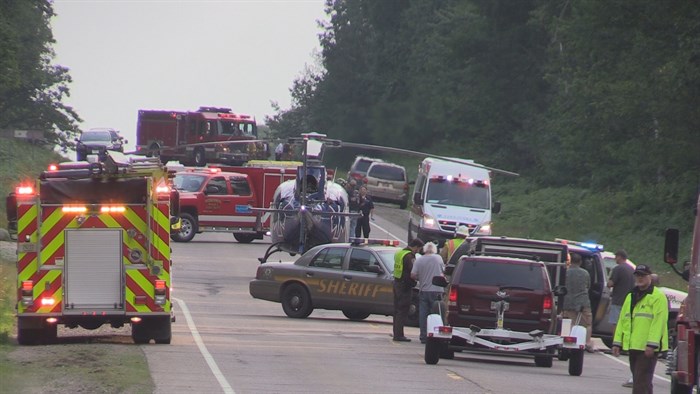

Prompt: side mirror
[365,265,383,274]
[492,201,502,214]
[432,275,448,287]
[413,192,423,205]
[664,228,680,265]
[553,285,568,297]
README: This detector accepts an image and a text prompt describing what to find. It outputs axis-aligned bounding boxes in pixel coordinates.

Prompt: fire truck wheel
[342,310,370,321]
[154,317,172,344]
[424,338,441,365]
[281,283,313,318]
[568,349,584,376]
[194,148,206,167]
[171,213,197,242]
[17,317,47,345]
[131,322,150,344]
[234,233,256,244]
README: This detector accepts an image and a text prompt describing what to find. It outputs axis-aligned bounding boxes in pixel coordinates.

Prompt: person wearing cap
[392,238,424,342]
[439,225,470,264]
[612,264,669,393]
[562,253,595,352]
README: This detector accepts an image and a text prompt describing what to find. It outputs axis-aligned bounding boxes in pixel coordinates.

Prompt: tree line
[267,0,700,194]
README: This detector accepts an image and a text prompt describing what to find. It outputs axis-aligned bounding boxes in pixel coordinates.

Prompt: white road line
[174,297,236,394]
[370,221,407,246]
[599,351,671,383]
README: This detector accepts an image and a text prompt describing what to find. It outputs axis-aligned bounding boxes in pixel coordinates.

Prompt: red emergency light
[16,186,34,195]
[48,164,58,171]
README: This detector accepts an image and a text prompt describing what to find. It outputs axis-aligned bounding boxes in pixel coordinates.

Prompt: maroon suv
[445,255,556,334]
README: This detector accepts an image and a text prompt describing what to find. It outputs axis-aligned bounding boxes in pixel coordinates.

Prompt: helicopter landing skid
[258,242,295,264]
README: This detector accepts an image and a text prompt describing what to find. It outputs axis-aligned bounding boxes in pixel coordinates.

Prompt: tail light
[21,280,34,306]
[154,280,167,305]
[448,287,458,305]
[542,294,553,314]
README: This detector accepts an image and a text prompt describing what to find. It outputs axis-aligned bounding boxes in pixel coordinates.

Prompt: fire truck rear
[665,193,700,393]
[7,153,178,345]
[136,106,261,167]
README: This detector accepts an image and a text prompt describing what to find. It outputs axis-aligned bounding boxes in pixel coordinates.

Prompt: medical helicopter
[126,132,518,263]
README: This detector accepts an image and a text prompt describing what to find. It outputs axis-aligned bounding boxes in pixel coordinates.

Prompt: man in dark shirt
[563,253,594,352]
[355,186,374,238]
[608,249,635,330]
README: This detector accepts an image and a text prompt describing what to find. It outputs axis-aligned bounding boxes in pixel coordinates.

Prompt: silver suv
[364,162,409,209]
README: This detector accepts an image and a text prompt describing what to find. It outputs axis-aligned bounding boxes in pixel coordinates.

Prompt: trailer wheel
[194,148,206,167]
[281,283,313,318]
[425,338,441,365]
[535,355,553,368]
[342,310,370,321]
[568,349,584,376]
[171,213,197,242]
[234,233,256,244]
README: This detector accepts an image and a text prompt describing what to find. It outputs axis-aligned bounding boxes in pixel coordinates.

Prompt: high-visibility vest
[445,238,465,260]
[394,249,411,279]
[613,286,669,352]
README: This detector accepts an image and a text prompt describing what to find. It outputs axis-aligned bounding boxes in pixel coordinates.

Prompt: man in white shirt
[411,242,445,344]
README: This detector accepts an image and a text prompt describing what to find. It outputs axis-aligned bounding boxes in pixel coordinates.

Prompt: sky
[50,0,327,151]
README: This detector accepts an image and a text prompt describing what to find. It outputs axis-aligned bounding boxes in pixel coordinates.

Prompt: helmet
[456,225,470,237]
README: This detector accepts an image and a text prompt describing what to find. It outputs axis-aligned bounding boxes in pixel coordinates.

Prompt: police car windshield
[376,250,396,273]
[174,174,206,192]
[426,179,489,209]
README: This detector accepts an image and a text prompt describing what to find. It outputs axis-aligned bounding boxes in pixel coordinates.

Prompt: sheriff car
[249,238,419,324]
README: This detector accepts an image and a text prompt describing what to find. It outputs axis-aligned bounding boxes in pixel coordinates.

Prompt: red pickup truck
[171,162,299,243]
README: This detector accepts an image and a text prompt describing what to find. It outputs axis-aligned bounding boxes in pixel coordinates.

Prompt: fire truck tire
[568,349,584,376]
[535,354,553,368]
[342,310,370,321]
[194,148,206,167]
[17,317,54,345]
[131,323,150,344]
[171,213,197,242]
[281,283,313,318]
[234,233,256,244]
[425,338,441,365]
[154,317,172,344]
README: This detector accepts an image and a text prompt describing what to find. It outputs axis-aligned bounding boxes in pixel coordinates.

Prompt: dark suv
[445,255,557,334]
[75,128,127,161]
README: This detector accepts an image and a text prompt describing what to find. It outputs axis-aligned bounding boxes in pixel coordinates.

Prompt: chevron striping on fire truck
[7,152,179,345]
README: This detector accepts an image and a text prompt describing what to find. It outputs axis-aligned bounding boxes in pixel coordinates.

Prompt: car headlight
[423,214,437,229]
[476,224,492,235]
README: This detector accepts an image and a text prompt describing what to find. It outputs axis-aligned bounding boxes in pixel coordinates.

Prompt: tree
[0,0,81,150]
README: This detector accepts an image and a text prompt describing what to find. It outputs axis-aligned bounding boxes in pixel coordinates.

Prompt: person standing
[355,186,374,238]
[608,249,636,387]
[345,179,360,236]
[612,264,669,394]
[392,238,424,342]
[439,225,470,263]
[274,142,284,161]
[411,242,445,344]
[562,253,595,352]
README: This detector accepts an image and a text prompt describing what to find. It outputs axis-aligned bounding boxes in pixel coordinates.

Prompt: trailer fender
[568,325,587,348]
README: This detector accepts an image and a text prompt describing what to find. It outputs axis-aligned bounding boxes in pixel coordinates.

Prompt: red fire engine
[136,106,265,167]
[171,161,300,243]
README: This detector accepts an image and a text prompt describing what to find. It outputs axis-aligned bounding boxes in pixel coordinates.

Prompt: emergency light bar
[100,206,126,213]
[430,175,488,186]
[555,238,604,251]
[16,186,34,195]
[349,237,400,247]
[62,206,88,213]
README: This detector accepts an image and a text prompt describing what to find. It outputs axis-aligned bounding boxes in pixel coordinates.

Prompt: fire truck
[171,161,301,243]
[665,193,700,393]
[7,152,178,345]
[136,106,264,167]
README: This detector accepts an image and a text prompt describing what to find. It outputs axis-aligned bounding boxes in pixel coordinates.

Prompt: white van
[408,157,500,244]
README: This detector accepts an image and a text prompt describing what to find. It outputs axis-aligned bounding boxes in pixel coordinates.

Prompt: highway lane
[142,205,671,393]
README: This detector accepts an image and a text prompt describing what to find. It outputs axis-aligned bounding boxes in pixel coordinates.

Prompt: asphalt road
[142,204,672,394]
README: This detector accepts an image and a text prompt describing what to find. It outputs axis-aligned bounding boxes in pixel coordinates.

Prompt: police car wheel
[281,283,313,318]
[342,310,370,321]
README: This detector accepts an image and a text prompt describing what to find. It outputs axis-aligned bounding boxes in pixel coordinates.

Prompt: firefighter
[612,264,668,394]
[392,238,424,342]
[439,225,470,263]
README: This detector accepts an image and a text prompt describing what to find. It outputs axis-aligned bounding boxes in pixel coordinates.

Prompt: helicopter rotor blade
[335,141,519,177]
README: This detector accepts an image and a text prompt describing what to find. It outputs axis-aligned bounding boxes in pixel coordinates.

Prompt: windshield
[426,179,490,209]
[377,250,396,273]
[368,165,405,181]
[353,159,374,173]
[174,174,206,192]
[80,131,111,142]
[221,121,256,137]
[459,260,544,289]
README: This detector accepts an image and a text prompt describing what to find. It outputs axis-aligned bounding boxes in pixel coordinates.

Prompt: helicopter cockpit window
[306,174,319,193]
[229,176,251,196]
[309,247,346,270]
[205,177,227,195]
[348,248,380,273]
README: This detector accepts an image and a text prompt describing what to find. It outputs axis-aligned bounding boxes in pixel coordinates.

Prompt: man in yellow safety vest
[392,238,424,342]
[439,225,470,264]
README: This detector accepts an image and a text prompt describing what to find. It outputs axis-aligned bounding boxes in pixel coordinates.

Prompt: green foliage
[0,0,81,151]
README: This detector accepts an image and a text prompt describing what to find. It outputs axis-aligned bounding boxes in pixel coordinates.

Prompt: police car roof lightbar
[349,237,400,247]
[554,238,604,251]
